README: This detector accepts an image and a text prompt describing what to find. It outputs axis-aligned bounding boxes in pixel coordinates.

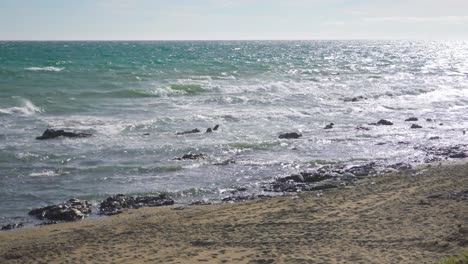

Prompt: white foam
[0,99,42,115]
[25,66,64,72]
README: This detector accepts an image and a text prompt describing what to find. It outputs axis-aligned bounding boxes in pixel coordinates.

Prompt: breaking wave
[0,99,42,115]
[25,66,64,72]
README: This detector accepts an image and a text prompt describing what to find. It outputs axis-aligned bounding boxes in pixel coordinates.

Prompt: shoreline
[1,160,467,263]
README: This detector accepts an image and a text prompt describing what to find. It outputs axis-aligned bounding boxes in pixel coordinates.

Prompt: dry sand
[1,162,467,264]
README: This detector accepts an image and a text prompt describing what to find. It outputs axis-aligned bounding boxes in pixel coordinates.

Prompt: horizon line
[1,38,467,42]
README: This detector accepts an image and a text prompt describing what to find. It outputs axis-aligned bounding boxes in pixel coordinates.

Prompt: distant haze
[1,0,467,40]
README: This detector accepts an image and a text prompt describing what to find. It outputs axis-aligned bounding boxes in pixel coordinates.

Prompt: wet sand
[1,162,467,264]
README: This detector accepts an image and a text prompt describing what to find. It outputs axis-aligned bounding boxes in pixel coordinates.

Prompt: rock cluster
[263,162,381,193]
[99,194,174,215]
[174,153,207,160]
[1,223,24,231]
[278,132,302,139]
[36,129,92,140]
[28,199,92,221]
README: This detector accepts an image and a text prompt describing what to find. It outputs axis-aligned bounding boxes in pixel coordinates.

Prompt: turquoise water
[1,41,467,224]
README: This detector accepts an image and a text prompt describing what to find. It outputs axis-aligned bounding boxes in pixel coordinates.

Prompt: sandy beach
[1,161,467,264]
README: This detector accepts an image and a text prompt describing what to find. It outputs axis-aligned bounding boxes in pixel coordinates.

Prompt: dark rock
[405,117,418,122]
[143,133,150,136]
[426,118,434,122]
[28,198,91,221]
[356,126,370,131]
[189,200,212,206]
[176,129,201,135]
[449,152,467,159]
[429,136,441,140]
[344,96,366,102]
[279,132,302,139]
[36,129,92,140]
[100,194,174,215]
[1,223,24,231]
[345,162,376,177]
[324,123,334,129]
[398,141,410,145]
[376,142,386,146]
[206,128,213,133]
[377,119,393,126]
[368,123,378,126]
[301,172,334,183]
[213,124,220,131]
[411,124,422,129]
[174,153,207,161]
[421,144,468,161]
[277,174,305,183]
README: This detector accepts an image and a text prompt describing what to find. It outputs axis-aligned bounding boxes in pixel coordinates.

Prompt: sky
[1,0,467,40]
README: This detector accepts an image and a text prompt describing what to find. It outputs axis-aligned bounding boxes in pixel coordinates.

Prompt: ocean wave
[170,84,206,94]
[0,99,42,116]
[25,66,64,72]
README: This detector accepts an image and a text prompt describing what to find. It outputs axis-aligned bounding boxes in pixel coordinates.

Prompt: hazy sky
[1,0,467,40]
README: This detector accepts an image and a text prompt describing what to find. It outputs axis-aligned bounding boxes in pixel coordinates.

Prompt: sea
[1,40,467,225]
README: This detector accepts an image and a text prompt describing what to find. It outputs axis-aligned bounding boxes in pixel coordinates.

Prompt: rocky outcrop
[1,223,24,231]
[279,132,302,139]
[411,124,422,129]
[28,199,92,221]
[263,162,379,193]
[99,194,174,215]
[376,119,393,126]
[343,96,367,102]
[174,153,207,160]
[419,144,468,162]
[405,117,418,122]
[324,123,334,129]
[176,129,201,135]
[36,129,92,140]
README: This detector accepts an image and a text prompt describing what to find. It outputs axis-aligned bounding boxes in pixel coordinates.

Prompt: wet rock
[343,96,367,102]
[174,153,207,160]
[189,200,212,206]
[426,118,434,122]
[277,174,305,183]
[411,124,422,129]
[1,223,24,231]
[279,132,302,139]
[356,126,370,131]
[345,162,376,177]
[449,152,467,159]
[29,199,92,221]
[376,119,393,126]
[213,124,220,131]
[100,194,174,215]
[176,129,201,135]
[36,129,92,140]
[420,144,468,161]
[143,133,150,136]
[429,136,441,140]
[324,123,334,129]
[206,128,213,133]
[405,117,418,122]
